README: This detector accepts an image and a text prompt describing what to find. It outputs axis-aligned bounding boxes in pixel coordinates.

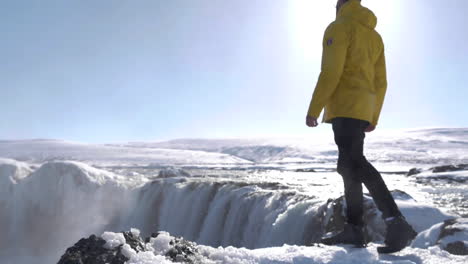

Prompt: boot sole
[377,245,404,254]
[377,230,417,254]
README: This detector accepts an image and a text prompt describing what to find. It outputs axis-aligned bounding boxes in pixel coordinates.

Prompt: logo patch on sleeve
[327,38,333,46]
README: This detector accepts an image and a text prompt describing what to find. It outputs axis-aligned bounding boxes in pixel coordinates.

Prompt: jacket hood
[338,0,377,29]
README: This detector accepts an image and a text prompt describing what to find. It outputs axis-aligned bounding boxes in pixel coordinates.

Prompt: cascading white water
[0,159,327,263]
[0,160,137,263]
[127,179,323,248]
[0,158,457,264]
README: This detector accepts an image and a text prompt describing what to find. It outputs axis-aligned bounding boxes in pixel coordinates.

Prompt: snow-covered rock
[413,218,468,255]
[57,234,129,264]
[406,164,468,183]
[58,229,468,264]
[58,229,200,264]
[319,190,456,243]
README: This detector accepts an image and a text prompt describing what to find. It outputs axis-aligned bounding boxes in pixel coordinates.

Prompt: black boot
[377,216,418,254]
[321,223,366,248]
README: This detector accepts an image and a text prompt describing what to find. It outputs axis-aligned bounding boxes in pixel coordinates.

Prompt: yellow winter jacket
[307,0,387,126]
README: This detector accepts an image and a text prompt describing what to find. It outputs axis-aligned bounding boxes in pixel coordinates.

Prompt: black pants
[332,117,402,226]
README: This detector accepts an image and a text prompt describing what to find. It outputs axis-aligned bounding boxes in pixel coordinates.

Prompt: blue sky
[1,0,468,142]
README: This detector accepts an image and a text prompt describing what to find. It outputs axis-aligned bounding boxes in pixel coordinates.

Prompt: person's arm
[307,23,350,119]
[372,47,387,126]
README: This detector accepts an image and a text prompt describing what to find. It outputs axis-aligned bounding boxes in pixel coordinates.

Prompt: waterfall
[128,180,322,248]
[0,159,330,263]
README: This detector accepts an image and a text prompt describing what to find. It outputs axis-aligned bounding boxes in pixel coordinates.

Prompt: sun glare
[288,0,335,62]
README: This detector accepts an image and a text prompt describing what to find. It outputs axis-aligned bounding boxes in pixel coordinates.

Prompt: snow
[412,222,445,249]
[102,231,126,249]
[397,201,456,233]
[100,230,174,264]
[2,128,468,167]
[120,128,468,166]
[149,231,173,255]
[441,232,468,248]
[122,244,173,264]
[197,244,464,264]
[1,159,464,263]
[0,139,252,166]
[131,228,141,237]
[0,128,467,263]
[414,170,468,183]
[412,218,468,253]
[95,230,468,264]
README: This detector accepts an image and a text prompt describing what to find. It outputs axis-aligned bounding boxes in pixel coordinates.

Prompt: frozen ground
[0,128,467,263]
[97,230,467,264]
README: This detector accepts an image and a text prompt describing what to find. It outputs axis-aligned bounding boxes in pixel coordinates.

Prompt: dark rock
[59,231,202,264]
[431,164,468,173]
[122,231,145,252]
[57,234,128,264]
[295,168,316,172]
[320,193,386,242]
[390,190,415,201]
[408,163,468,176]
[146,231,198,263]
[145,232,160,243]
[318,190,419,244]
[437,218,468,255]
[407,168,422,176]
[445,241,468,255]
[165,236,198,263]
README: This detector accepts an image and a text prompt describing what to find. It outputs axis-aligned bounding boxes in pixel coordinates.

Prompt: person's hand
[365,124,376,132]
[306,116,318,127]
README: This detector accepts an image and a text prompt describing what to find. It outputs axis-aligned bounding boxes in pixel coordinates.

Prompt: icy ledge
[58,227,468,264]
[57,190,468,263]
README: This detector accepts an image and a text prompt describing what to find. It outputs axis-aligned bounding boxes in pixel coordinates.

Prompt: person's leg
[334,117,402,220]
[332,117,366,227]
[359,160,402,219]
[329,117,416,251]
[354,141,417,253]
[320,117,366,247]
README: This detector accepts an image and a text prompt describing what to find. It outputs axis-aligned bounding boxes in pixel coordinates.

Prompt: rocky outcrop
[57,234,129,264]
[295,168,316,172]
[319,192,393,242]
[431,164,468,173]
[406,164,468,183]
[318,190,454,244]
[440,218,468,255]
[407,168,422,176]
[161,235,199,263]
[58,230,200,264]
[407,164,468,176]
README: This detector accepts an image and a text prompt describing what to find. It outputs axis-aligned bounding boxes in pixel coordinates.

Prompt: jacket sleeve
[372,47,387,126]
[307,23,349,118]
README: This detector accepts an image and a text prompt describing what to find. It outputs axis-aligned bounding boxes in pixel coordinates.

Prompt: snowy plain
[0,128,467,263]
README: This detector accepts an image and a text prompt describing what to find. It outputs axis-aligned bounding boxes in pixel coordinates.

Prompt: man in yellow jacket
[306,0,416,253]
